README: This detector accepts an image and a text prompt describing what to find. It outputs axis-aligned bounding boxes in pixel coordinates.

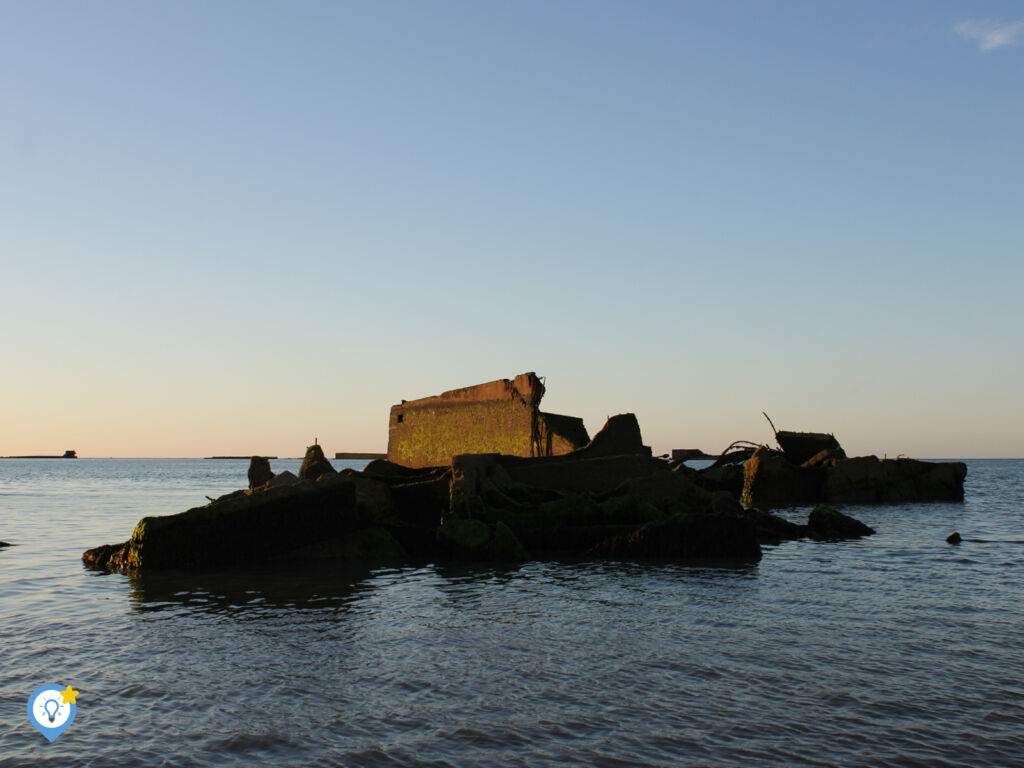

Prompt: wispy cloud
[954,19,1024,51]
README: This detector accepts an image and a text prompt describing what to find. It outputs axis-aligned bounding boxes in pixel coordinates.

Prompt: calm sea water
[1,458,1023,767]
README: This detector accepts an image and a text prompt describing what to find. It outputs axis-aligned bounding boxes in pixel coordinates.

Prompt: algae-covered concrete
[83,426,888,573]
[83,403,952,575]
[386,372,590,468]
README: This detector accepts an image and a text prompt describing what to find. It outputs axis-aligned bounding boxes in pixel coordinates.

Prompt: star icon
[59,686,79,705]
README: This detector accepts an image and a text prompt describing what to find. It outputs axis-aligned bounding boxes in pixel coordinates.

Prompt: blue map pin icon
[27,684,76,742]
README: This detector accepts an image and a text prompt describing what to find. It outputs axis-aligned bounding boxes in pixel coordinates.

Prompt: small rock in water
[946,531,962,545]
[807,505,875,540]
[82,541,128,571]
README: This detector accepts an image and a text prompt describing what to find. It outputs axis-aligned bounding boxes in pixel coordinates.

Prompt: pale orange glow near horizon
[4,366,1019,459]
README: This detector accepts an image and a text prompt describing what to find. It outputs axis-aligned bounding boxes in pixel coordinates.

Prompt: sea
[1,458,1022,767]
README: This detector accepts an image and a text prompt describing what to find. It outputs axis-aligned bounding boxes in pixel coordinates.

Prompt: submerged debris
[807,506,875,540]
[722,432,965,509]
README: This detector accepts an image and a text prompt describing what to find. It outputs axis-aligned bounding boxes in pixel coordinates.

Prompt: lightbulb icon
[44,698,60,723]
[27,684,77,742]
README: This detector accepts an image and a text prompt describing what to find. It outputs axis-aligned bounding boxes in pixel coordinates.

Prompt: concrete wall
[537,412,589,458]
[387,399,535,468]
[386,372,587,468]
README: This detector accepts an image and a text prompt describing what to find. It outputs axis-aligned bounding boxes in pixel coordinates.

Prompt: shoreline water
[2,458,1022,766]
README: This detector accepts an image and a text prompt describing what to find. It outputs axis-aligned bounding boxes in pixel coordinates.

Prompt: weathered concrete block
[807,506,875,539]
[84,480,358,570]
[775,431,845,465]
[386,373,588,468]
[266,470,299,488]
[603,471,713,516]
[538,412,589,456]
[273,526,407,563]
[389,475,451,527]
[437,518,529,561]
[247,456,274,489]
[700,464,744,496]
[339,470,396,521]
[496,453,663,494]
[741,447,822,508]
[823,457,966,503]
[591,514,762,561]
[298,444,336,481]
[575,413,650,458]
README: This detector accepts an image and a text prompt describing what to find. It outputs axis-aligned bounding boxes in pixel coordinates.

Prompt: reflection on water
[1,459,1023,767]
[127,563,385,615]
[126,558,762,617]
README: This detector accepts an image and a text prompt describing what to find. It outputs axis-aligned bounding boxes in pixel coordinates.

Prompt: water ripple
[1,459,1023,766]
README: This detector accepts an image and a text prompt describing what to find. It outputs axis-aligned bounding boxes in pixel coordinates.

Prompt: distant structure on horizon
[205,455,278,460]
[387,372,590,468]
[671,449,715,461]
[1,450,77,459]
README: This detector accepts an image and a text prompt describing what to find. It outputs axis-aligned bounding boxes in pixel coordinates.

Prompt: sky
[1,0,1022,458]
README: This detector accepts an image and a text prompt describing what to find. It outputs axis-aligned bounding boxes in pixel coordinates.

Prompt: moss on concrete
[389,401,536,467]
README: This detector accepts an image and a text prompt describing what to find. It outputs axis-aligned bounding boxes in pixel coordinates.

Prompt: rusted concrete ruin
[81,372,969,572]
[387,372,591,468]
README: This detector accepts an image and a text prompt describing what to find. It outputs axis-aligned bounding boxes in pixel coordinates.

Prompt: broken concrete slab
[823,456,967,504]
[775,431,846,465]
[590,514,762,561]
[298,443,336,481]
[574,413,650,458]
[83,478,359,570]
[247,456,274,489]
[741,446,822,508]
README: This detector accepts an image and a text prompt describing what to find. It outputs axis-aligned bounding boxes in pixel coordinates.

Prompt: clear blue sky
[2,1,1021,457]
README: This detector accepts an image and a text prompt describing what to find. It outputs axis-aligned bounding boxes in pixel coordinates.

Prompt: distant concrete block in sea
[205,456,278,460]
[671,448,715,461]
[0,450,77,459]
